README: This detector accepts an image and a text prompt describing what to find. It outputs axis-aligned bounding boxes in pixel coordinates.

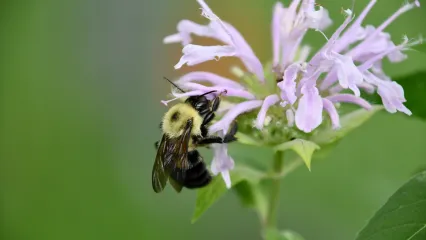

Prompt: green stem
[265,151,284,229]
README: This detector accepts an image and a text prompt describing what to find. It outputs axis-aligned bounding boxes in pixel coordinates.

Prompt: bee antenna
[163,77,185,93]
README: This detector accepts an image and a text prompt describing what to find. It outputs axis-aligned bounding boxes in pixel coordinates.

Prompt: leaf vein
[379,199,426,218]
[407,224,426,240]
[362,223,426,240]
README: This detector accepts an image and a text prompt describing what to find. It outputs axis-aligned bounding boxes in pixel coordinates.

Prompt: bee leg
[194,136,223,145]
[210,95,221,112]
[223,121,238,143]
[154,141,159,149]
[202,111,215,126]
[201,125,209,138]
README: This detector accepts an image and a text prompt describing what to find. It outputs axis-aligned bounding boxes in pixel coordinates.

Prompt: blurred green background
[1,0,426,239]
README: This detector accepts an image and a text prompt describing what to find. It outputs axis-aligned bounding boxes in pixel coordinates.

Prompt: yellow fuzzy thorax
[162,103,203,138]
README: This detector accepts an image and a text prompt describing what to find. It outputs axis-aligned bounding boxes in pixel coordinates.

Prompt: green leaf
[233,181,256,208]
[355,171,426,240]
[311,105,383,145]
[280,230,305,240]
[273,139,320,171]
[233,181,268,220]
[363,71,426,121]
[236,132,262,146]
[265,228,305,240]
[191,165,265,223]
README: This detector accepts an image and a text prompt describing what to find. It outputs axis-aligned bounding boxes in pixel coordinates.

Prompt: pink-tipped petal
[327,94,372,110]
[322,98,340,129]
[210,100,263,134]
[295,85,323,133]
[255,94,280,129]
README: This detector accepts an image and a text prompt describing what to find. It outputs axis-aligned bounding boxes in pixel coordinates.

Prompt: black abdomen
[169,150,212,189]
[183,150,212,189]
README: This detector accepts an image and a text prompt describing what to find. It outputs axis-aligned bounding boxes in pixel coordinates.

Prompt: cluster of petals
[163,0,421,187]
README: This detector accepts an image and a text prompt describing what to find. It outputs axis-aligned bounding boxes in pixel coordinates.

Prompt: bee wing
[165,119,193,172]
[152,134,169,193]
[169,178,183,193]
[152,120,193,193]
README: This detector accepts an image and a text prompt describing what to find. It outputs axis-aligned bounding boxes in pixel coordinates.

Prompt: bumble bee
[152,79,237,193]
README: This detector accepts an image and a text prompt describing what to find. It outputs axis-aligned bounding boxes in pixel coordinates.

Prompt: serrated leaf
[191,165,265,223]
[355,171,426,240]
[311,105,383,145]
[273,139,320,171]
[363,71,426,121]
[265,228,305,240]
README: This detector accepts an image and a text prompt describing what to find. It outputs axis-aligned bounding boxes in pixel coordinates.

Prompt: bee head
[185,90,217,114]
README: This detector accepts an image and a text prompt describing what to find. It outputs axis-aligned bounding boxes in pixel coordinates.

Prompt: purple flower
[163,0,422,187]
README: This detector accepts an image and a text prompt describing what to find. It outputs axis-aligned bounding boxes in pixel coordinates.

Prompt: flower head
[163,0,422,187]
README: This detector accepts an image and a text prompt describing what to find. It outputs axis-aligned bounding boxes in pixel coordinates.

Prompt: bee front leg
[223,122,238,143]
[193,136,223,145]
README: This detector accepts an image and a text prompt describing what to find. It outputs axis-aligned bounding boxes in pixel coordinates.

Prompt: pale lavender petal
[211,142,234,189]
[305,6,332,31]
[333,53,363,96]
[177,71,245,89]
[286,109,295,127]
[357,38,412,72]
[255,94,279,129]
[334,0,377,52]
[348,1,420,57]
[295,85,323,133]
[329,82,375,95]
[272,2,284,66]
[221,170,232,188]
[196,0,264,81]
[297,45,311,62]
[358,82,376,94]
[378,84,412,115]
[278,63,305,104]
[174,44,236,69]
[322,98,340,129]
[180,82,255,99]
[163,33,184,44]
[370,1,420,40]
[161,90,205,106]
[310,10,353,67]
[322,10,353,52]
[172,20,211,45]
[210,100,263,134]
[363,71,411,115]
[327,94,372,110]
